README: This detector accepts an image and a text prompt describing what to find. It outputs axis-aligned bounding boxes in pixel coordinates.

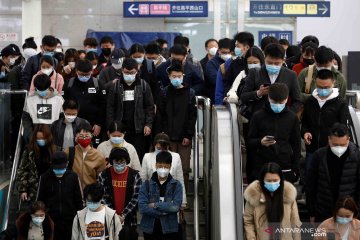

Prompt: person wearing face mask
[204,38,232,103]
[63,59,106,145]
[64,123,106,189]
[15,201,54,240]
[61,48,80,82]
[140,133,187,208]
[29,55,64,94]
[200,38,218,73]
[97,121,141,171]
[17,125,56,203]
[316,197,360,240]
[106,58,155,161]
[51,99,90,150]
[302,70,350,180]
[83,37,98,53]
[157,45,204,95]
[22,74,64,143]
[157,64,197,190]
[244,162,301,240]
[299,46,347,103]
[98,35,115,69]
[22,37,38,62]
[145,42,167,68]
[20,35,58,91]
[98,147,141,239]
[85,51,100,78]
[37,151,83,240]
[139,151,183,239]
[292,42,317,76]
[0,44,21,82]
[306,123,360,224]
[241,43,301,120]
[71,183,122,240]
[247,84,300,183]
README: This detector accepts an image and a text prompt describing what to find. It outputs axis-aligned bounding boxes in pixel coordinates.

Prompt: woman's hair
[244,46,265,74]
[28,124,56,161]
[85,51,98,61]
[40,55,54,67]
[333,51,342,72]
[129,43,145,56]
[108,121,124,134]
[333,196,358,221]
[64,48,79,64]
[30,201,47,214]
[258,162,284,224]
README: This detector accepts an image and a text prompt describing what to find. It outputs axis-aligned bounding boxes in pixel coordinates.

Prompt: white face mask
[330,145,348,158]
[157,167,170,178]
[208,47,218,56]
[65,115,77,123]
[220,54,232,61]
[41,68,53,76]
[68,62,76,69]
[23,48,38,60]
[9,57,17,65]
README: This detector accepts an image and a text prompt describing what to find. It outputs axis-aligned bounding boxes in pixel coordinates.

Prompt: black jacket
[139,58,160,104]
[224,57,247,93]
[98,65,122,92]
[240,66,301,119]
[301,95,350,153]
[63,76,106,127]
[247,103,301,179]
[158,85,197,141]
[306,143,360,219]
[106,76,154,132]
[285,54,301,70]
[36,169,83,223]
[200,55,210,73]
[50,116,90,149]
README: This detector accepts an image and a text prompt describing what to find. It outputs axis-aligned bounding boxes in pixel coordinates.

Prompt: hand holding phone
[261,136,276,147]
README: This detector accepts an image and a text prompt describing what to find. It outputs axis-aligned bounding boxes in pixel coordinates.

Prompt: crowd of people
[0,31,359,240]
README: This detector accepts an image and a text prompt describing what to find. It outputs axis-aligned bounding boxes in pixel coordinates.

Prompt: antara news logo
[263,226,327,237]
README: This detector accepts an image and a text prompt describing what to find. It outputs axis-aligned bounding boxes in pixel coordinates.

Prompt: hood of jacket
[312,87,339,102]
[244,180,297,207]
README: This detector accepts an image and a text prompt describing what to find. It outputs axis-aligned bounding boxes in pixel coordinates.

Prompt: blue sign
[259,31,293,44]
[250,1,330,17]
[123,1,208,18]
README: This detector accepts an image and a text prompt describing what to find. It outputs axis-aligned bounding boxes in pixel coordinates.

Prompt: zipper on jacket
[317,109,322,148]
[59,179,62,216]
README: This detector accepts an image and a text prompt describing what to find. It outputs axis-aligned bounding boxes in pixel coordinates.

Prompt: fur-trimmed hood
[16,212,54,240]
[244,180,297,207]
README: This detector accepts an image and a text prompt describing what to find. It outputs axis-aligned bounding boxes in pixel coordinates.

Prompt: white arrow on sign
[319,4,328,15]
[128,4,139,15]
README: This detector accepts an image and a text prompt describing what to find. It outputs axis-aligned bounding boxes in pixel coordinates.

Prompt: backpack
[67,77,99,91]
[238,68,260,119]
[145,59,153,74]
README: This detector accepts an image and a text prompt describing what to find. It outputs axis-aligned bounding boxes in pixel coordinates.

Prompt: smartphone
[263,83,271,87]
[266,136,275,141]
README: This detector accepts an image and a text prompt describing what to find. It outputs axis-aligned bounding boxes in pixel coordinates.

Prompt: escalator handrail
[3,90,28,230]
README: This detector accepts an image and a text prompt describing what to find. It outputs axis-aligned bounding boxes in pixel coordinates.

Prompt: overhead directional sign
[259,31,293,44]
[123,1,208,18]
[250,1,330,17]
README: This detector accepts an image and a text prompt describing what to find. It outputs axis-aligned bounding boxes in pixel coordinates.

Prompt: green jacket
[298,66,347,103]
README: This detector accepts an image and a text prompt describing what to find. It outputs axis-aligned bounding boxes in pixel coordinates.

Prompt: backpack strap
[93,77,99,91]
[220,63,226,78]
[305,64,315,94]
[146,59,153,74]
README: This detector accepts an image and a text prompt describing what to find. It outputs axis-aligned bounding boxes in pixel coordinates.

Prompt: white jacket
[140,151,187,205]
[96,139,141,171]
[227,70,247,103]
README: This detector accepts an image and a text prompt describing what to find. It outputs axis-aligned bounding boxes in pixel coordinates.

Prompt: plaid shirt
[98,167,142,226]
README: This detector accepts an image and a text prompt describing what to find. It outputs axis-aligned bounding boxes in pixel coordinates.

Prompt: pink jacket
[29,70,64,95]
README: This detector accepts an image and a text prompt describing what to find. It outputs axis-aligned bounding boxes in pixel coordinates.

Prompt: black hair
[34,74,51,91]
[230,39,236,52]
[174,36,190,47]
[83,37,98,47]
[169,45,187,56]
[30,201,47,214]
[122,58,138,70]
[286,45,301,59]
[205,38,218,48]
[109,147,130,165]
[83,183,104,202]
[301,35,319,47]
[317,69,335,81]
[259,162,284,224]
[333,51,342,72]
[53,52,64,63]
[315,46,334,64]
[41,35,57,47]
[234,32,254,47]
[77,50,86,56]
[166,63,184,75]
[100,36,114,45]
[156,38,168,46]
[261,36,279,51]
[333,196,358,222]
[218,38,232,50]
[56,38,62,46]
[129,43,145,56]
[76,59,92,73]
[63,99,79,111]
[329,123,350,137]
[156,151,172,164]
[64,48,79,64]
[75,122,92,134]
[108,121,124,134]
[269,83,289,101]
[145,42,162,55]
[244,46,265,74]
[85,51,98,61]
[301,42,317,55]
[264,43,285,59]
[23,37,37,50]
[279,39,290,47]
[40,55,54,66]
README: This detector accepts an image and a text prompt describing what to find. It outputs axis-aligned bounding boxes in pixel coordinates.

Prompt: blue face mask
[36,88,49,98]
[36,139,46,147]
[264,181,281,192]
[270,102,286,113]
[31,216,45,226]
[266,64,281,75]
[248,63,261,69]
[43,51,54,57]
[123,73,136,83]
[234,47,242,57]
[154,149,161,155]
[53,168,66,176]
[336,216,352,225]
[170,78,183,88]
[134,57,144,64]
[317,88,332,97]
[87,201,101,211]
[113,162,126,173]
[86,48,97,53]
[110,136,124,145]
[78,75,91,82]
[0,71,5,78]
